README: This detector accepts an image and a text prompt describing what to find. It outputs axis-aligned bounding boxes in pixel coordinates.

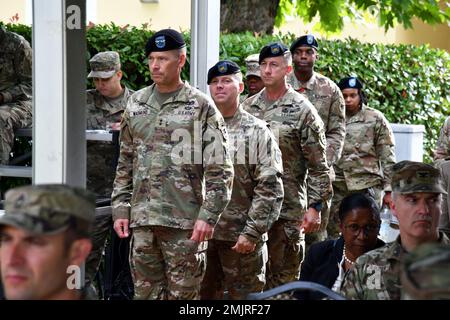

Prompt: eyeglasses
[344,223,380,236]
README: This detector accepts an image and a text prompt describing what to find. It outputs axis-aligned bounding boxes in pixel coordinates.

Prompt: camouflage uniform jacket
[334,104,396,191]
[111,81,234,229]
[86,86,134,197]
[287,72,345,165]
[213,106,284,243]
[434,116,450,161]
[0,27,32,103]
[340,232,450,300]
[243,87,331,221]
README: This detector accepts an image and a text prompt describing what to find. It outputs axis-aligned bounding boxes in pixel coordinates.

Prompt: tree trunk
[220,0,281,34]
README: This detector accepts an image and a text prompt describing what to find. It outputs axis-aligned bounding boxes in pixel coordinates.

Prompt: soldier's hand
[114,219,130,238]
[300,207,321,234]
[231,235,256,254]
[190,219,214,242]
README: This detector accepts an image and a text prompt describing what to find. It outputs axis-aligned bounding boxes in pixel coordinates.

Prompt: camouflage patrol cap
[145,29,186,57]
[290,34,319,52]
[391,160,446,194]
[401,243,450,299]
[245,54,261,78]
[88,51,121,79]
[259,42,289,64]
[207,60,241,84]
[0,184,96,236]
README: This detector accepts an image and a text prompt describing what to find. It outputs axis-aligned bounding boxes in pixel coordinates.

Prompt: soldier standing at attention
[340,161,450,300]
[240,54,265,102]
[0,184,95,300]
[243,42,331,289]
[329,77,396,238]
[84,51,134,289]
[288,34,346,243]
[111,29,234,300]
[200,60,284,299]
[0,26,32,165]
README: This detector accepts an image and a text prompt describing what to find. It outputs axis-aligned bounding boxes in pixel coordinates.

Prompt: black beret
[207,60,241,84]
[259,42,289,64]
[338,77,363,90]
[145,29,186,56]
[290,35,319,52]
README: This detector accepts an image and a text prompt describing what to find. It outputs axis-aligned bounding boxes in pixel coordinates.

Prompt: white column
[32,0,86,186]
[190,0,220,94]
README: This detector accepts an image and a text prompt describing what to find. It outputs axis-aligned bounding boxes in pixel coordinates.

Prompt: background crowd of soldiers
[0,25,449,300]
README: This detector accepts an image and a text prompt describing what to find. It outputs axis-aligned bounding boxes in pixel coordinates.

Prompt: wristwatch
[309,202,323,212]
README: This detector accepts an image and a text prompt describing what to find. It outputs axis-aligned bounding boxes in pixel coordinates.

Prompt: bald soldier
[84,51,134,287]
[340,161,450,300]
[243,42,331,289]
[0,26,32,165]
[200,60,284,299]
[111,29,234,299]
[0,184,95,300]
[288,34,346,243]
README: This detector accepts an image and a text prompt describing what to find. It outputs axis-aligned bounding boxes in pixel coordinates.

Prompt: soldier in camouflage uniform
[0,184,95,300]
[0,26,32,165]
[329,77,396,238]
[401,242,450,300]
[240,54,264,103]
[340,161,450,300]
[433,116,450,238]
[200,60,284,299]
[111,29,234,300]
[242,42,331,289]
[84,51,134,289]
[288,35,346,243]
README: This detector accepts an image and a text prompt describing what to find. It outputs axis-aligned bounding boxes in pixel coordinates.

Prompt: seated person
[296,193,384,300]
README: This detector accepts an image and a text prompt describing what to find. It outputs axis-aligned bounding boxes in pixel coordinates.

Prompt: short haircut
[338,193,381,223]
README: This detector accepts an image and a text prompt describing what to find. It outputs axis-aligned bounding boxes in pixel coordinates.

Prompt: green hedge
[3,23,449,163]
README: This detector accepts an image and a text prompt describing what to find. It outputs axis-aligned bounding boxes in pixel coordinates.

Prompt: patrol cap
[145,29,186,57]
[401,243,450,299]
[290,34,319,52]
[88,51,121,79]
[0,184,96,236]
[338,77,363,90]
[245,54,261,78]
[391,160,446,194]
[207,60,241,84]
[259,42,289,64]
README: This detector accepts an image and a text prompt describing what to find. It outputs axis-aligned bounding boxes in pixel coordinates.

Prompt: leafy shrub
[3,23,449,163]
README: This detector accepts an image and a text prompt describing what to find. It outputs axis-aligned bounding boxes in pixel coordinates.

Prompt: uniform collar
[290,71,317,91]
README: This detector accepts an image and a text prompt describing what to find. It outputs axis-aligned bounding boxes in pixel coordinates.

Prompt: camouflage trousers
[200,239,268,300]
[0,101,32,164]
[328,180,382,239]
[129,225,207,300]
[265,218,305,290]
[85,206,112,286]
[437,160,450,238]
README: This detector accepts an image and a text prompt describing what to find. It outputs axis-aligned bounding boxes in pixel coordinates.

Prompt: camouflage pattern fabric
[1,184,95,235]
[340,233,450,300]
[434,116,450,162]
[201,239,268,300]
[0,27,32,164]
[437,161,450,238]
[212,107,284,242]
[111,81,234,228]
[401,243,450,300]
[242,87,331,221]
[265,218,305,289]
[129,226,207,300]
[287,71,345,166]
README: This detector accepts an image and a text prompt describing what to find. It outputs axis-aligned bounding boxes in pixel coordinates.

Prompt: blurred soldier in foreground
[200,60,284,299]
[0,26,32,165]
[288,34,346,243]
[0,184,95,300]
[243,42,331,289]
[111,29,234,299]
[340,161,450,300]
[240,54,264,102]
